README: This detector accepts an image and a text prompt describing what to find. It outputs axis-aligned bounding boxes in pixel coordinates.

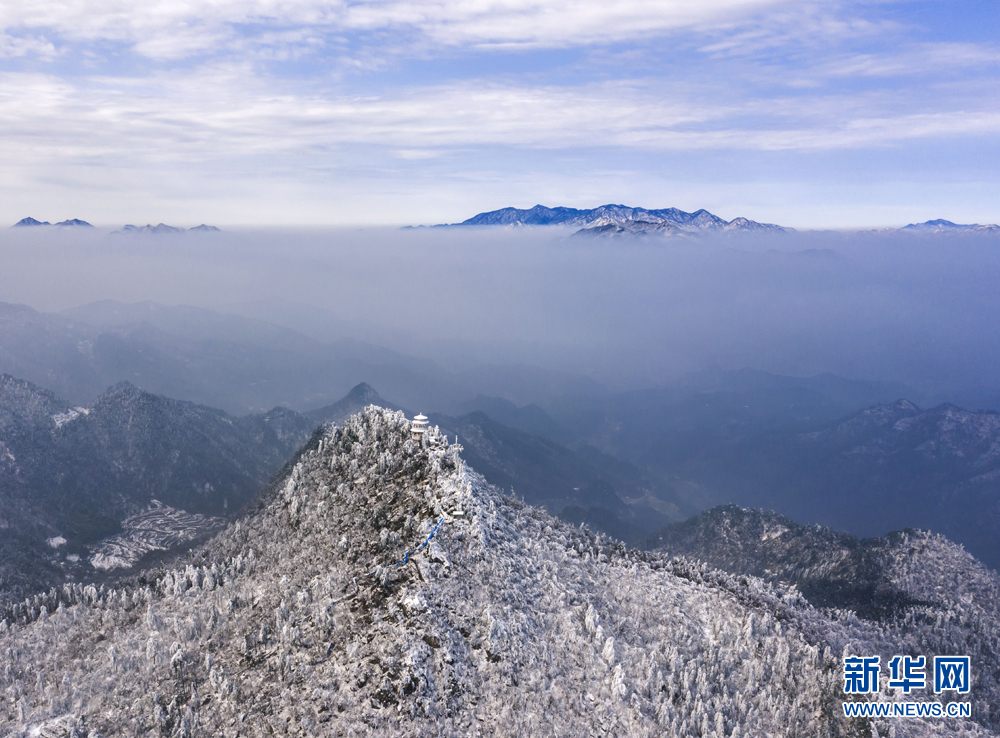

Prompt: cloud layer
[3,0,795,55]
[0,0,997,225]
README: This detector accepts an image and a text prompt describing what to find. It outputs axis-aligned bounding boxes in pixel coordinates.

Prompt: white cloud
[132,25,236,61]
[344,0,790,48]
[1,67,997,177]
[818,42,1000,79]
[0,33,57,59]
[0,0,803,59]
[697,6,898,57]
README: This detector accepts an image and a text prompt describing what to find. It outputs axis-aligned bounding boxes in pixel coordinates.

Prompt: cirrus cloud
[1,0,806,59]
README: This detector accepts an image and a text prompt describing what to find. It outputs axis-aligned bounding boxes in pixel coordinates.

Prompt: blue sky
[0,0,997,227]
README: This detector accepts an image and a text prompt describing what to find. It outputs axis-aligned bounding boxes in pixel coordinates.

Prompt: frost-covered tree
[0,407,993,737]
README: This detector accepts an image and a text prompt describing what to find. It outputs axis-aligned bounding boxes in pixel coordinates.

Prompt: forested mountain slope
[651,505,1000,732]
[0,375,316,603]
[1,408,991,737]
[0,375,664,608]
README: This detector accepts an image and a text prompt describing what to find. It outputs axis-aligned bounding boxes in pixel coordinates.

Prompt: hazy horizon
[6,208,999,232]
[3,226,999,410]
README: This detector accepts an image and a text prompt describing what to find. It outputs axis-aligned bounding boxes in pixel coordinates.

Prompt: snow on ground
[0,408,993,737]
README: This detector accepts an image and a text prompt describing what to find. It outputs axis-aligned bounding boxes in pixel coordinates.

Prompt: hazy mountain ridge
[451,203,787,233]
[1,299,610,417]
[427,410,676,542]
[544,367,917,455]
[765,399,1000,567]
[113,224,221,235]
[7,406,988,737]
[0,300,464,415]
[898,219,1000,235]
[0,374,317,603]
[11,218,92,227]
[308,382,407,425]
[542,369,1000,568]
[457,394,575,445]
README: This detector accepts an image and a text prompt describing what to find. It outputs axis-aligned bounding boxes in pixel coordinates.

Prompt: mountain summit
[308,382,404,424]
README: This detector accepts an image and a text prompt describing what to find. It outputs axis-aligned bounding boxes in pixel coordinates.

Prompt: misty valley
[2,218,1000,736]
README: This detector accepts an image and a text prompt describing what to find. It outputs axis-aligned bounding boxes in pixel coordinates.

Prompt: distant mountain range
[9,218,220,232]
[11,212,999,234]
[0,299,612,417]
[529,366,1000,568]
[113,223,221,234]
[897,219,1000,235]
[0,300,462,415]
[854,219,1000,236]
[12,217,92,227]
[422,206,1000,236]
[441,204,787,235]
[899,219,1000,233]
[594,387,1000,569]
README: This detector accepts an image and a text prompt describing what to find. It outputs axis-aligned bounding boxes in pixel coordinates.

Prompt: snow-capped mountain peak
[447,203,787,235]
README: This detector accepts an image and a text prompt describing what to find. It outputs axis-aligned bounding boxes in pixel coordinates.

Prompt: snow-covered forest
[1,408,994,736]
